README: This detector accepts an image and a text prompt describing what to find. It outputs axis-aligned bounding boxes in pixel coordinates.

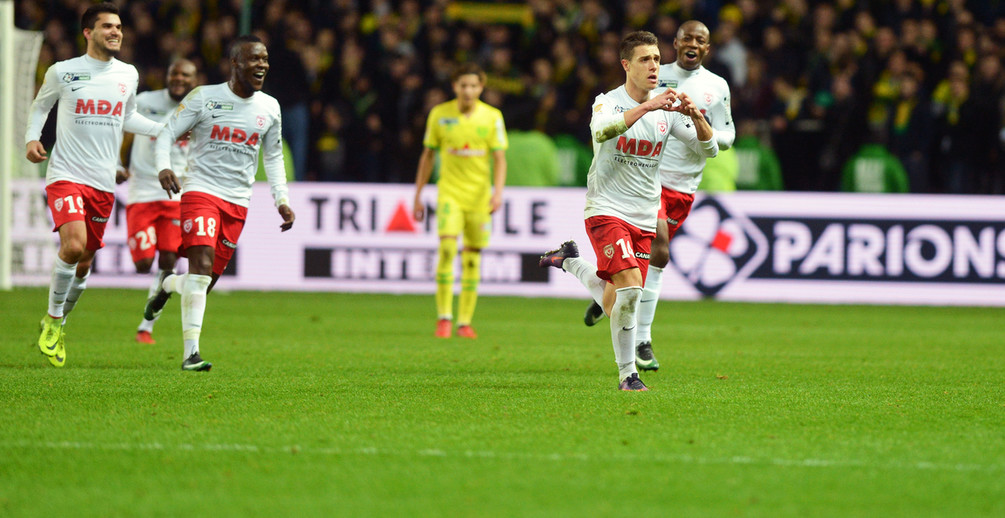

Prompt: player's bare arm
[413,147,436,222]
[158,168,180,198]
[117,131,135,184]
[675,92,714,142]
[26,141,47,163]
[490,149,506,214]
[278,205,295,232]
[625,87,681,128]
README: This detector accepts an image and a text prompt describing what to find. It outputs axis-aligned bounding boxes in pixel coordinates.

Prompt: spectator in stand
[19,0,1005,192]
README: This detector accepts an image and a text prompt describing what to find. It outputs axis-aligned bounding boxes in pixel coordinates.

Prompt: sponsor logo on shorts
[667,218,679,226]
[90,216,109,223]
[635,251,650,260]
[221,238,237,249]
[171,219,180,226]
[604,244,614,258]
[183,219,193,233]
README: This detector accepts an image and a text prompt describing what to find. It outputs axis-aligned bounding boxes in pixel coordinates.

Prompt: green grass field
[1,287,1003,517]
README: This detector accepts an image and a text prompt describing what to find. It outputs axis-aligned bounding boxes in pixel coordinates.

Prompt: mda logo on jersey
[667,197,768,296]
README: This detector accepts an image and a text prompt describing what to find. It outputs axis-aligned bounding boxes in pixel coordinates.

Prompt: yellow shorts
[437,196,491,249]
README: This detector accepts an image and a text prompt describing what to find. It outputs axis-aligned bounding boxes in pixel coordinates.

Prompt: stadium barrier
[9,179,1005,306]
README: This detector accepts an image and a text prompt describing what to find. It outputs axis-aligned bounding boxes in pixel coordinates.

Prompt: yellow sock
[436,238,457,319]
[458,250,481,325]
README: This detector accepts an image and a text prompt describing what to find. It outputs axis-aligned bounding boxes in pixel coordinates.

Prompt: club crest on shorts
[256,115,265,129]
[183,219,193,233]
[54,198,63,212]
[603,244,615,258]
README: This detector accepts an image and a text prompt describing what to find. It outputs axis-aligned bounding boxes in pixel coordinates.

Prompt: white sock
[636,265,663,344]
[562,257,607,306]
[62,271,90,319]
[138,318,155,333]
[47,257,77,318]
[138,271,170,330]
[181,274,212,359]
[161,273,185,294]
[610,286,642,381]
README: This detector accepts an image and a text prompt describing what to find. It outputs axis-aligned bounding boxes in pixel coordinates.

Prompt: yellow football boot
[38,315,62,357]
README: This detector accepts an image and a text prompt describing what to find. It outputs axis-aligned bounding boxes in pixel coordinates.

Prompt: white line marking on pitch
[0,440,999,473]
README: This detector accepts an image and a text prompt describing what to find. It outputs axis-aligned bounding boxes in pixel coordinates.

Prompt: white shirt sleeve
[155,89,201,171]
[24,65,60,143]
[589,94,628,143]
[261,107,290,207]
[669,112,718,158]
[709,82,736,150]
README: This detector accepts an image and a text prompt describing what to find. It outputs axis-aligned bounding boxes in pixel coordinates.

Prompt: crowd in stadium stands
[17,0,1005,193]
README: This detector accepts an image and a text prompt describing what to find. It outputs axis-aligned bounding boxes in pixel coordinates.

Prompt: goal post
[0,0,44,291]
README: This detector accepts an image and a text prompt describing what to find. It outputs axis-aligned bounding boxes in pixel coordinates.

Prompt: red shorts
[45,181,115,251]
[180,191,248,276]
[585,215,655,283]
[126,201,182,263]
[658,187,695,240]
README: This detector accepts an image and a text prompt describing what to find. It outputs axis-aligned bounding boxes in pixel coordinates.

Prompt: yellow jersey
[423,99,508,211]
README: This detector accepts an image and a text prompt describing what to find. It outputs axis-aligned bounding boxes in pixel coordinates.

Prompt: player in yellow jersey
[413,63,508,339]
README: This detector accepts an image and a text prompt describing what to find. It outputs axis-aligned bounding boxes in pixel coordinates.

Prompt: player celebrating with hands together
[583,21,736,373]
[540,31,717,391]
[145,35,295,371]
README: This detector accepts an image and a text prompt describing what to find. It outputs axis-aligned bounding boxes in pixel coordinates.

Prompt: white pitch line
[0,440,999,473]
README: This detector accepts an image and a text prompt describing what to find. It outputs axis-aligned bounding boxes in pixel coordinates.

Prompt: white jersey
[657,63,735,193]
[127,89,189,205]
[156,83,288,208]
[24,55,163,193]
[586,85,717,232]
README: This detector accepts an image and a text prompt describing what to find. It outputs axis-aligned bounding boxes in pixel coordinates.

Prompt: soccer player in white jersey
[539,31,717,391]
[117,59,199,345]
[145,35,295,371]
[583,21,736,372]
[25,2,164,368]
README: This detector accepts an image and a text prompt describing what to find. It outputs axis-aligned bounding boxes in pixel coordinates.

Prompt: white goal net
[1,1,45,290]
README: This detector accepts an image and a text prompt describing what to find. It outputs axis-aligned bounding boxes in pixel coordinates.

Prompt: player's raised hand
[671,92,699,116]
[646,87,679,112]
[26,141,48,163]
[158,168,180,198]
[278,204,295,232]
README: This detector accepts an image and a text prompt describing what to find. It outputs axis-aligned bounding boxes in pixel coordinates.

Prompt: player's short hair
[81,2,119,31]
[450,63,485,84]
[229,34,265,60]
[619,31,659,62]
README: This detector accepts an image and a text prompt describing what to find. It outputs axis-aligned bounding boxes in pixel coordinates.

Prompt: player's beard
[94,39,121,59]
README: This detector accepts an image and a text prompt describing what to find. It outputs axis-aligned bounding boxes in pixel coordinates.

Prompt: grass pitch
[1,288,1002,517]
